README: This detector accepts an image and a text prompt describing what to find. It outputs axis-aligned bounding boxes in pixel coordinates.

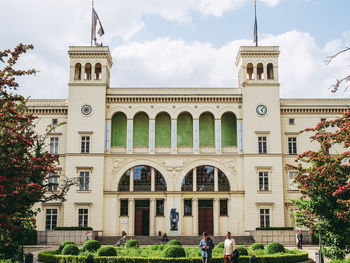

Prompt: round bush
[266,242,285,254]
[162,245,186,258]
[125,239,139,248]
[61,244,79,255]
[217,242,224,249]
[58,240,75,253]
[151,244,160,250]
[97,246,117,256]
[82,240,101,252]
[167,239,182,246]
[236,246,248,256]
[251,243,265,250]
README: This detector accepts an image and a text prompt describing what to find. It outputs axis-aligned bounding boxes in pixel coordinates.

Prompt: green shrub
[82,239,101,252]
[162,245,186,258]
[58,240,75,253]
[97,246,117,256]
[330,259,350,263]
[251,243,264,250]
[266,242,285,254]
[125,239,139,248]
[217,242,224,248]
[236,246,248,256]
[150,245,160,250]
[167,239,182,246]
[61,244,79,255]
[256,227,294,230]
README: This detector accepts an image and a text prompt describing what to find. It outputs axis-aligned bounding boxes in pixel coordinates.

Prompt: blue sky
[0,0,349,99]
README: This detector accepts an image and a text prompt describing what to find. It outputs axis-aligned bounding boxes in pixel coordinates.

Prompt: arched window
[85,63,92,80]
[155,170,167,191]
[247,63,254,80]
[74,63,81,80]
[197,166,214,191]
[181,170,193,191]
[133,166,151,192]
[221,112,237,147]
[199,112,215,147]
[155,112,171,147]
[133,112,149,147]
[177,112,193,147]
[111,112,127,147]
[267,63,274,79]
[118,170,130,192]
[95,63,102,80]
[257,63,264,80]
[218,170,230,191]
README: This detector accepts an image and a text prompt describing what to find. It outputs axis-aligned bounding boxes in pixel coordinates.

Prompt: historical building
[30,45,349,237]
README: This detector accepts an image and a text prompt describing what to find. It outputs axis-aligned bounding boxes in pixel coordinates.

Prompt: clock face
[256,105,267,116]
[81,105,92,116]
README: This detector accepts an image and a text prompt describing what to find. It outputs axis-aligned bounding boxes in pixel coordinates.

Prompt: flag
[92,7,104,46]
[254,1,258,46]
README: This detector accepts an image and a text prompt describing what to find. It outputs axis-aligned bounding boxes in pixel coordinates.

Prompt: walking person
[223,231,236,263]
[199,232,215,263]
[85,231,91,241]
[296,230,303,249]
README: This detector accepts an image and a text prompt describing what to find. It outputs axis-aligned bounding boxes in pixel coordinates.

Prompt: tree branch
[325,47,350,65]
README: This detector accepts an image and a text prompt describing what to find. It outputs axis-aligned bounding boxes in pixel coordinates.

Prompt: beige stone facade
[30,45,350,237]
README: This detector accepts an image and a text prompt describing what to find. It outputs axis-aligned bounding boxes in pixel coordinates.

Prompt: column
[151,168,155,192]
[238,119,243,151]
[149,119,155,154]
[105,120,111,151]
[128,198,135,236]
[130,168,134,192]
[214,167,218,192]
[192,198,198,236]
[215,119,221,153]
[193,168,197,192]
[149,198,156,236]
[213,198,220,236]
[127,119,133,153]
[116,197,120,235]
[171,119,177,154]
[193,119,199,153]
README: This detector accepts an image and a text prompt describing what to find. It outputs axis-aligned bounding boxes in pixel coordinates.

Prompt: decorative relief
[162,160,185,173]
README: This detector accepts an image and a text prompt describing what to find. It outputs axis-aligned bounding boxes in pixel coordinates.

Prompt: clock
[256,105,267,116]
[81,105,92,116]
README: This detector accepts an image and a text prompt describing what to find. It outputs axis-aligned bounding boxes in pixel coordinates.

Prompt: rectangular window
[184,199,192,216]
[52,119,58,126]
[259,171,269,191]
[288,137,297,155]
[81,136,90,153]
[120,200,128,216]
[220,199,228,216]
[289,171,298,190]
[48,171,59,192]
[289,118,295,125]
[79,171,90,191]
[45,209,57,230]
[260,209,270,227]
[78,208,88,227]
[50,137,59,154]
[258,136,267,154]
[156,200,164,216]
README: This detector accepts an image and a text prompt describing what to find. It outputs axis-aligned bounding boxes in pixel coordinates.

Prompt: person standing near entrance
[296,230,303,249]
[199,232,214,263]
[223,231,236,263]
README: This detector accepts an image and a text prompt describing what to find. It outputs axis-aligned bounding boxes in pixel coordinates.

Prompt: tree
[291,110,350,259]
[0,44,74,259]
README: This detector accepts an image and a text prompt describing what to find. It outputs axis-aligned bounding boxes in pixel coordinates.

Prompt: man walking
[199,232,214,263]
[296,230,303,249]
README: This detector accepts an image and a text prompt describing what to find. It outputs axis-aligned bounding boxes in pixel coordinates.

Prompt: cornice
[27,107,68,115]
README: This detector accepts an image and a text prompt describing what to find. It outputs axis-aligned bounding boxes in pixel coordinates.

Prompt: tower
[236,46,285,230]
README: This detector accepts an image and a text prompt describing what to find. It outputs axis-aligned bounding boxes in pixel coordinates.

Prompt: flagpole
[91,0,94,46]
[254,0,258,46]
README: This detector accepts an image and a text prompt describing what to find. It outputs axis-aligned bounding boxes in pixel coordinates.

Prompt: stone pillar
[128,198,134,236]
[130,168,134,192]
[115,197,120,235]
[214,167,218,192]
[105,120,111,151]
[215,119,221,153]
[151,167,155,192]
[193,198,198,236]
[214,198,220,236]
[238,119,243,151]
[171,119,177,154]
[193,168,197,192]
[127,119,133,153]
[149,119,155,153]
[150,198,156,236]
[193,119,199,153]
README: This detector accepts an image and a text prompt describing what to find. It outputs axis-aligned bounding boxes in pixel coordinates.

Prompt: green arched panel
[221,112,237,147]
[133,112,149,147]
[199,112,215,147]
[111,112,127,146]
[155,112,171,147]
[177,112,193,147]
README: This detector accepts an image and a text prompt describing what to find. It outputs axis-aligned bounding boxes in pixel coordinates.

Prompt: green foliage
[125,239,139,248]
[82,240,101,252]
[323,246,348,261]
[255,227,294,230]
[150,245,160,250]
[58,240,75,253]
[236,246,248,256]
[54,227,93,231]
[161,245,186,258]
[251,243,264,250]
[217,242,224,248]
[97,246,117,256]
[61,244,79,255]
[167,239,182,246]
[330,259,350,263]
[265,242,285,254]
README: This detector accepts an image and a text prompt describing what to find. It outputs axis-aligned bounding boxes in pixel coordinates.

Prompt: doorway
[135,200,150,236]
[198,200,213,235]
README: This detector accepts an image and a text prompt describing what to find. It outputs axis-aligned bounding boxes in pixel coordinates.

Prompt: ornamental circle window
[81,105,92,116]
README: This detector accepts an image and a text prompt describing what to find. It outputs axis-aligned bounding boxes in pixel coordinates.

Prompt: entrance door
[198,200,213,235]
[135,200,150,236]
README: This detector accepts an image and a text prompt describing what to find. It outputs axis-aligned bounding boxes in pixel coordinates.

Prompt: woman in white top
[224,231,236,263]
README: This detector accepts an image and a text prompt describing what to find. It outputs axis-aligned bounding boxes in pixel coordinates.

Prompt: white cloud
[261,0,280,7]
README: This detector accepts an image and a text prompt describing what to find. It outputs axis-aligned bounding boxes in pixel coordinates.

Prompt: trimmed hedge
[217,242,224,249]
[97,246,117,256]
[251,243,264,250]
[167,240,182,246]
[161,245,186,258]
[236,246,248,256]
[256,227,294,230]
[61,244,79,255]
[54,227,93,231]
[82,240,101,252]
[125,240,139,248]
[58,240,75,253]
[266,242,285,254]
[330,260,350,263]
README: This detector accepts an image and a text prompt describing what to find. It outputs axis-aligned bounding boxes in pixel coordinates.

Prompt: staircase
[97,235,255,246]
